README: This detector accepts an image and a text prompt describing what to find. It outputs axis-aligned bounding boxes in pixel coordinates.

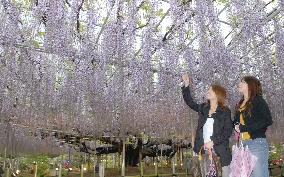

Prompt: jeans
[222,165,230,177]
[242,138,269,177]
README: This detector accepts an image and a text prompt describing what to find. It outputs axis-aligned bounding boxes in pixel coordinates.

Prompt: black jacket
[182,86,233,167]
[233,95,273,139]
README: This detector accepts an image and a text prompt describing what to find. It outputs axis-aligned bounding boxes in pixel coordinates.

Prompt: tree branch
[95,1,115,44]
[227,7,281,49]
[76,0,85,34]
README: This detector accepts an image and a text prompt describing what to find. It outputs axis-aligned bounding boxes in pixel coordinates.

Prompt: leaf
[141,1,151,12]
[230,15,238,29]
[31,40,40,48]
[156,9,165,18]
[64,59,75,72]
[100,17,108,25]
[136,19,143,27]
[37,31,45,37]
[185,27,192,40]
[271,46,276,64]
[24,0,31,8]
[216,0,229,4]
[79,23,86,33]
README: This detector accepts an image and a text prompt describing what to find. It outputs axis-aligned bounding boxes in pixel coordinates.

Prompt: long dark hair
[237,76,262,110]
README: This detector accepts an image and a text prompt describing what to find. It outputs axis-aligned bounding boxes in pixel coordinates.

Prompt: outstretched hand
[182,74,190,87]
[204,141,214,150]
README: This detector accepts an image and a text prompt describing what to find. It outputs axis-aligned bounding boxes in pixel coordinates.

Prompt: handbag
[188,147,220,177]
[206,158,217,177]
[200,147,218,177]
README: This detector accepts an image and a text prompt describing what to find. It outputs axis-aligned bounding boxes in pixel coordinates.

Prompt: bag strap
[206,150,217,177]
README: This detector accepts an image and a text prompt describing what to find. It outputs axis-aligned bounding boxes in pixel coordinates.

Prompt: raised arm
[181,74,200,112]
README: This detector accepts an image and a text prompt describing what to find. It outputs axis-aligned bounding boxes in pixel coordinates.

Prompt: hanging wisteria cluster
[0,0,283,153]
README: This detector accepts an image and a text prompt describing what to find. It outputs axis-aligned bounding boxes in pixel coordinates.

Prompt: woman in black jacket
[181,74,233,177]
[234,76,273,177]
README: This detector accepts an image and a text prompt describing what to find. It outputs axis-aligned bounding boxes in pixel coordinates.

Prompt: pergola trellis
[0,0,283,156]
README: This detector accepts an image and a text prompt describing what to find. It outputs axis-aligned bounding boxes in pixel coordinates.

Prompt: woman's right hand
[182,74,190,87]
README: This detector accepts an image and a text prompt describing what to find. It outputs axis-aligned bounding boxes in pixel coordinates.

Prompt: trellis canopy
[0,0,283,154]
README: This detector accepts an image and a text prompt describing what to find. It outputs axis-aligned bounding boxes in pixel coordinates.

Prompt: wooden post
[97,155,101,164]
[3,147,6,169]
[80,164,84,177]
[190,111,196,156]
[99,163,105,177]
[172,154,177,175]
[88,154,91,171]
[5,167,10,177]
[112,154,115,168]
[58,163,62,177]
[59,155,63,177]
[155,158,158,176]
[118,153,121,169]
[160,143,163,172]
[180,148,183,168]
[172,159,175,175]
[68,147,71,162]
[34,163,38,177]
[105,154,108,169]
[121,139,126,177]
[93,141,97,177]
[94,155,97,177]
[139,150,143,177]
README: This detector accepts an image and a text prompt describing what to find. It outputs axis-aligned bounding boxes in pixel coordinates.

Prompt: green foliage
[229,15,238,29]
[64,59,75,72]
[19,155,51,177]
[141,1,151,12]
[156,9,165,18]
[37,32,45,37]
[136,19,143,28]
[183,149,193,158]
[185,27,192,40]
[216,0,229,4]
[269,143,284,162]
[100,17,109,26]
[11,0,31,9]
[23,0,31,8]
[31,40,40,48]
[61,169,68,176]
[19,160,28,171]
[271,46,276,65]
[79,22,86,33]
[54,74,64,90]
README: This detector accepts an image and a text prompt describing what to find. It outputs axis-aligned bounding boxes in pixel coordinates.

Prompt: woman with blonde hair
[181,74,233,177]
